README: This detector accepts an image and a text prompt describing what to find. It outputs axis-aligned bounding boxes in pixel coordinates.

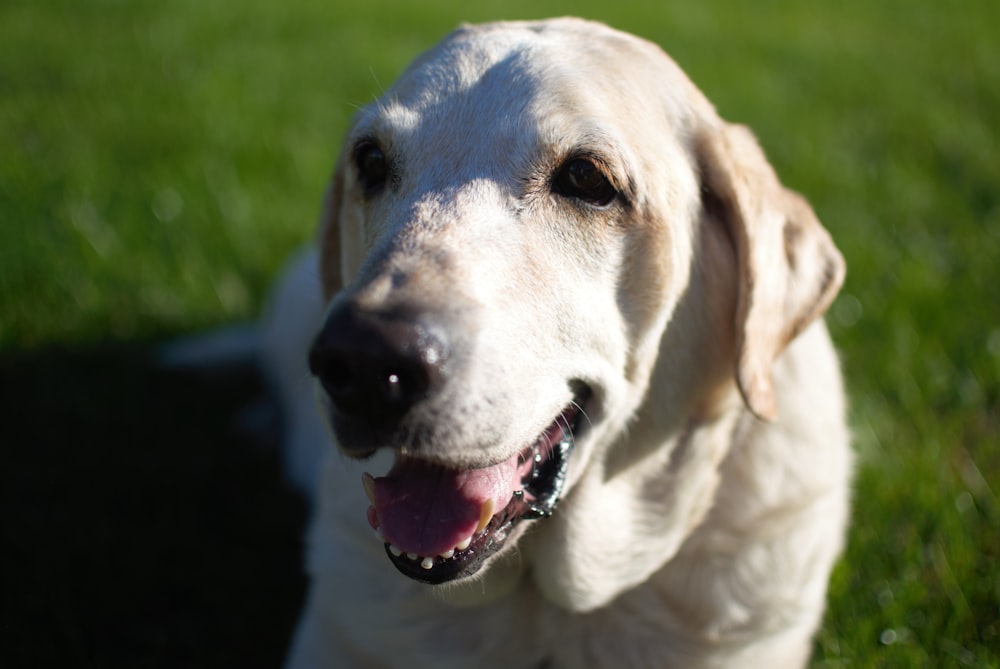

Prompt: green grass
[2,0,998,666]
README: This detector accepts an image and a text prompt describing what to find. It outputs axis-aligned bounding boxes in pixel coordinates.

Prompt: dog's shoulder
[645,321,851,648]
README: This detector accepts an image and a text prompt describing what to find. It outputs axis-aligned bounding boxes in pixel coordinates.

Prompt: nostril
[315,358,431,418]
[383,371,406,404]
[308,306,446,423]
[309,350,355,401]
[379,363,430,408]
[384,372,401,399]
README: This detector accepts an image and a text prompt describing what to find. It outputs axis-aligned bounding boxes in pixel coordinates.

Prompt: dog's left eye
[553,158,617,207]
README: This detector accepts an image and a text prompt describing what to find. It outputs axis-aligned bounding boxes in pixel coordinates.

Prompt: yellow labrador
[267,17,851,668]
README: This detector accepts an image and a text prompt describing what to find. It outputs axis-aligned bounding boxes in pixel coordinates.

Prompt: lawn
[1,0,998,667]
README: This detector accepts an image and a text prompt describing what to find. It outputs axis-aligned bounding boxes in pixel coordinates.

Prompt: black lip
[382,387,590,584]
[384,507,520,584]
[515,422,574,519]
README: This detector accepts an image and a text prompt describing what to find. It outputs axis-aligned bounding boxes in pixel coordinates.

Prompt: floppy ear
[697,122,845,421]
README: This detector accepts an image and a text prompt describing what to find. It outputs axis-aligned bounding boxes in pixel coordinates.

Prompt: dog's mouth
[362,389,589,584]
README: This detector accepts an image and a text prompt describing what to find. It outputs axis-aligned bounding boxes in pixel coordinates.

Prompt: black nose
[308,303,448,424]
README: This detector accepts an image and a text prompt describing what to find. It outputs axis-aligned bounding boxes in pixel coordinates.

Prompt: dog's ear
[696,122,845,421]
[317,155,347,300]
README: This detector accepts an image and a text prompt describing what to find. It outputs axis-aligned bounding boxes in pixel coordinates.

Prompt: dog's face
[309,19,843,611]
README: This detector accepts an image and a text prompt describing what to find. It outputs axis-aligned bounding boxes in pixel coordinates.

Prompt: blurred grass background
[1,0,997,667]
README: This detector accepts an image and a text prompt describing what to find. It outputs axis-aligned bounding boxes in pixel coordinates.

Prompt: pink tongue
[372,454,521,557]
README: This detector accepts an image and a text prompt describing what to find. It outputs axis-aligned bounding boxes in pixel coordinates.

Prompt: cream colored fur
[268,18,852,668]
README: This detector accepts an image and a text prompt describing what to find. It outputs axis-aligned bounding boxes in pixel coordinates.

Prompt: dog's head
[308,18,843,610]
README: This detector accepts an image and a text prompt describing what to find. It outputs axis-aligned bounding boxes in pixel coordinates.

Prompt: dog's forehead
[386,20,626,113]
[351,20,697,171]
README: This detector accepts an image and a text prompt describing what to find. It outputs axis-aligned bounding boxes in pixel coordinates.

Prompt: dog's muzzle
[308,301,589,584]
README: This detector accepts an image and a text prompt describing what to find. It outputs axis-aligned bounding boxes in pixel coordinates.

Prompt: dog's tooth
[366,505,379,530]
[388,545,402,557]
[420,557,434,570]
[456,536,472,551]
[439,548,455,559]
[362,472,376,504]
[406,552,418,561]
[476,499,495,534]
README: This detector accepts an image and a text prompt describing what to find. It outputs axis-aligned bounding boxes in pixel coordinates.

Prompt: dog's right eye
[552,157,617,208]
[355,142,389,196]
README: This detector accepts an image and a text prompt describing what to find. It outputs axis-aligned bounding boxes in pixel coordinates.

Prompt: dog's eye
[553,158,617,207]
[355,142,389,196]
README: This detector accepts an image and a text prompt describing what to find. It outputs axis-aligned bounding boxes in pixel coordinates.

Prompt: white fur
[258,247,329,502]
[268,18,851,668]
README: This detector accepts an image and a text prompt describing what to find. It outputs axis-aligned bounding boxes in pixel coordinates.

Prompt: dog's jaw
[359,390,590,585]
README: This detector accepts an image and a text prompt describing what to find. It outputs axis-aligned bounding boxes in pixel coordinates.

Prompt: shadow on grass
[0,341,308,668]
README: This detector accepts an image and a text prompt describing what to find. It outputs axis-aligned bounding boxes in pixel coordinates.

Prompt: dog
[264,17,852,668]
